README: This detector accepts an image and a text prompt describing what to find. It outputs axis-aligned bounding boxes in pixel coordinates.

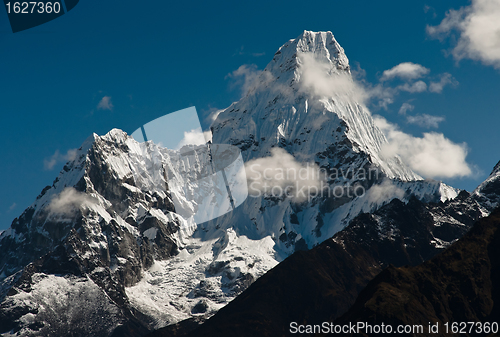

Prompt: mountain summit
[213,30,419,181]
[210,30,457,250]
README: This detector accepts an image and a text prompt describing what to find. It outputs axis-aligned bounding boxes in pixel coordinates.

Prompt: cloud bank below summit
[227,51,472,180]
[48,187,95,216]
[374,116,472,179]
[245,148,325,203]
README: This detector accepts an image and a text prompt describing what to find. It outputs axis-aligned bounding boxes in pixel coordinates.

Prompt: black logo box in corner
[3,0,79,33]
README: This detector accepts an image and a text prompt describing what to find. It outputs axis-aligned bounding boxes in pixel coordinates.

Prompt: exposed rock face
[147,178,498,337]
[334,207,500,337]
[473,160,500,213]
[0,131,180,284]
[0,130,191,336]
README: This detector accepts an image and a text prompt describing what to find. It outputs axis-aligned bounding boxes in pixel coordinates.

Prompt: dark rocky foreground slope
[333,207,500,337]
[147,189,492,337]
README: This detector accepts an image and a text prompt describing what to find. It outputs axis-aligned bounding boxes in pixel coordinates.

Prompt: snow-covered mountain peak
[209,31,458,254]
[212,31,419,182]
[490,160,500,176]
[266,30,349,83]
[249,31,350,101]
[98,128,129,143]
[296,30,347,61]
[473,160,500,211]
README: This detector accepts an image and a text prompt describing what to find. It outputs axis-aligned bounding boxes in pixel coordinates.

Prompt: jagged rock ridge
[334,206,500,337]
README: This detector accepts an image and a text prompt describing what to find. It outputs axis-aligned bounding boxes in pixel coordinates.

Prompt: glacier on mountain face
[0,31,474,336]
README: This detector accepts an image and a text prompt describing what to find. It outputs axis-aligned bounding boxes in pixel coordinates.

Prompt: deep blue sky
[1,0,499,230]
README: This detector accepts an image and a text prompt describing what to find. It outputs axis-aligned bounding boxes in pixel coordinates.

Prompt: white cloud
[176,127,208,149]
[245,148,325,202]
[203,107,224,128]
[47,187,93,216]
[227,62,294,99]
[227,64,265,97]
[398,102,415,115]
[8,203,17,212]
[358,77,419,110]
[365,179,405,204]
[354,62,453,110]
[299,53,365,99]
[97,96,114,111]
[351,62,367,80]
[44,149,78,170]
[374,115,472,179]
[298,53,368,103]
[407,114,445,128]
[427,0,500,69]
[375,96,395,110]
[429,73,458,93]
[398,80,428,93]
[426,8,465,39]
[380,62,430,81]
[230,57,452,114]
